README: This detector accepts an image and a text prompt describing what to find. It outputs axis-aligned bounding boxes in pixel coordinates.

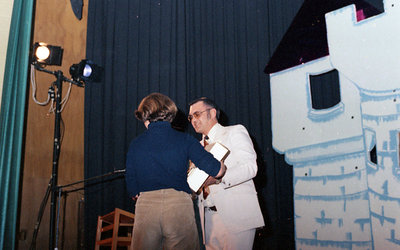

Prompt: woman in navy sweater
[126,92,225,250]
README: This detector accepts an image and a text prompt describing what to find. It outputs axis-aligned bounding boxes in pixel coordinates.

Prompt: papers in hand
[187,167,209,192]
[187,142,229,192]
[205,142,230,162]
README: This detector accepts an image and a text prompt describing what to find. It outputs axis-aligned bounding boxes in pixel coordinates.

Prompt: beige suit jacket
[198,123,265,240]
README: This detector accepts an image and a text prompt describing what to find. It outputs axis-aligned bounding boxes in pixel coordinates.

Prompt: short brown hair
[135,93,178,123]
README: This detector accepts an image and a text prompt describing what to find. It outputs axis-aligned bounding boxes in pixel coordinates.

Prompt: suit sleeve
[220,125,258,188]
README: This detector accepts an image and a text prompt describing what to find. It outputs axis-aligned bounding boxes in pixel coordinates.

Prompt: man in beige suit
[188,97,264,250]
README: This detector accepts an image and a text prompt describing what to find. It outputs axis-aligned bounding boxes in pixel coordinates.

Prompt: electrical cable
[48,82,72,114]
[31,64,73,113]
[30,64,50,105]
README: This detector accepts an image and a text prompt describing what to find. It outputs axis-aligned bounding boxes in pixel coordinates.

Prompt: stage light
[69,59,102,83]
[32,42,63,66]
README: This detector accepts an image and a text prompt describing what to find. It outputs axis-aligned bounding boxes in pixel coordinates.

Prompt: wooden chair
[95,208,135,250]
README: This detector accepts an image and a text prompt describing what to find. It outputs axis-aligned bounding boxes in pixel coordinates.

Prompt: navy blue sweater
[125,121,220,197]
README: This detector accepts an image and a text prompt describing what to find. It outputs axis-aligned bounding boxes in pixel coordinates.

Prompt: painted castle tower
[266,0,400,249]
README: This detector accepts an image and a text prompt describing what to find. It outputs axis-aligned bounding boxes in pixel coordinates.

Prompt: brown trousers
[131,188,200,250]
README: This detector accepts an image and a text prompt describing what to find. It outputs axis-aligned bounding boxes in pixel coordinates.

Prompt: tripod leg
[29,177,52,250]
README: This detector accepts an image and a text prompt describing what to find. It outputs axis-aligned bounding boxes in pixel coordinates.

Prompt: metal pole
[32,64,83,249]
[49,70,63,249]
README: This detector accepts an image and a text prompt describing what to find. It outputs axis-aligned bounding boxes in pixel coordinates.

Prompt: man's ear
[210,108,217,119]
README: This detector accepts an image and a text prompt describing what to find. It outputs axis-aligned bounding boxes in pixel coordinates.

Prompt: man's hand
[215,161,226,179]
[202,163,224,190]
[132,194,139,201]
[203,176,219,186]
[200,176,222,199]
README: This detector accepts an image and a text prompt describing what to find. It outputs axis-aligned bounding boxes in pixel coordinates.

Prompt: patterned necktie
[203,135,209,147]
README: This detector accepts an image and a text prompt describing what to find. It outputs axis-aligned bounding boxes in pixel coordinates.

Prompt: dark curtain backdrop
[84,0,304,249]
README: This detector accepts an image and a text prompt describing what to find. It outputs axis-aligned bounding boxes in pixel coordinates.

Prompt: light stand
[30,42,102,249]
[32,63,84,250]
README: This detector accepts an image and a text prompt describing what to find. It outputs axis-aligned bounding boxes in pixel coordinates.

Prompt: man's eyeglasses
[188,108,212,122]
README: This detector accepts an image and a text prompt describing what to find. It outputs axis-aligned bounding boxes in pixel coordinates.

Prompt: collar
[203,123,222,143]
[148,121,171,129]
